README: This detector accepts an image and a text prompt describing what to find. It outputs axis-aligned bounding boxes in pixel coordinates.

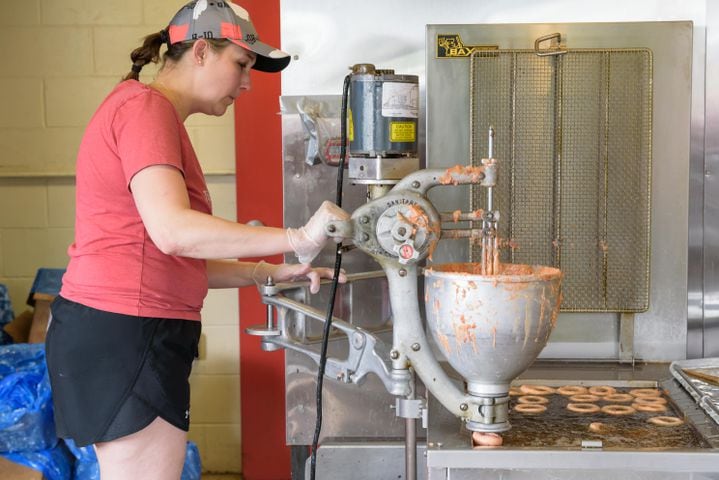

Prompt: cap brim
[228,38,290,73]
[252,54,291,73]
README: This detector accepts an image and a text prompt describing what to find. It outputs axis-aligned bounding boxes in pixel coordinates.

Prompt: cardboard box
[23,268,64,345]
[0,456,44,479]
[3,310,34,344]
[28,294,54,344]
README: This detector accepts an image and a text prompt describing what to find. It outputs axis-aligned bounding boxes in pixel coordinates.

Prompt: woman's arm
[131,165,291,259]
[207,260,256,288]
[207,259,345,293]
[131,164,348,262]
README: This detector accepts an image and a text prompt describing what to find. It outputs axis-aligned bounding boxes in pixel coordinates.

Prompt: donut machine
[251,71,567,478]
[248,13,719,480]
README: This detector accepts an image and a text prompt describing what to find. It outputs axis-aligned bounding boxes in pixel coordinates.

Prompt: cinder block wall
[0,0,242,473]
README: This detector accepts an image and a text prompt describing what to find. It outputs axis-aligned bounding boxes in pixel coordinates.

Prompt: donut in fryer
[513,403,547,414]
[588,385,616,396]
[569,394,600,403]
[647,416,684,426]
[517,395,549,405]
[557,385,588,396]
[567,403,601,414]
[601,404,636,415]
[519,385,556,395]
[588,422,606,433]
[633,395,667,405]
[603,393,634,403]
[632,402,667,413]
[629,388,661,397]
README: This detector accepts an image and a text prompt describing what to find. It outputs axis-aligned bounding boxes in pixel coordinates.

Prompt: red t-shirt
[60,80,212,321]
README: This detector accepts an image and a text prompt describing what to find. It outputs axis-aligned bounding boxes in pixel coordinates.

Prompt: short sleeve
[113,91,185,187]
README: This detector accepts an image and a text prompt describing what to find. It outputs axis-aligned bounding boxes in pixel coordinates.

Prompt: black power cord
[309,73,351,480]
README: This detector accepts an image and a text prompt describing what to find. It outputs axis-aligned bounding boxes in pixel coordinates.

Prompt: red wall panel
[234,1,289,478]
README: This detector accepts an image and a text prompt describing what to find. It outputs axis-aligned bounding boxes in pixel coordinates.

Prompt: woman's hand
[286,201,350,263]
[252,261,346,294]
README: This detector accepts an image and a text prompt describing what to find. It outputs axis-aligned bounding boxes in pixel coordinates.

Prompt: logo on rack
[436,34,498,58]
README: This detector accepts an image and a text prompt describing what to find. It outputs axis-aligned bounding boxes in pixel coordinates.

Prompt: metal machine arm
[247,272,411,397]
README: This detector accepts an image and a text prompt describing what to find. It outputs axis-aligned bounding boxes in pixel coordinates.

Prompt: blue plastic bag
[63,438,97,480]
[0,345,56,452]
[0,343,46,379]
[182,440,202,480]
[64,438,202,480]
[0,284,14,326]
[0,285,16,345]
[2,441,72,480]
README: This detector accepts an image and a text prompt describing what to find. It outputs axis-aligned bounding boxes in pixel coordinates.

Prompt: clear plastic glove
[251,261,346,294]
[286,201,350,263]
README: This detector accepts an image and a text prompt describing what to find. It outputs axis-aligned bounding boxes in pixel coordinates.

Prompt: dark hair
[123,30,231,81]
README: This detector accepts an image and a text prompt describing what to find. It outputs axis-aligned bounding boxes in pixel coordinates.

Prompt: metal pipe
[487,126,494,213]
[439,211,484,222]
[266,303,274,330]
[440,228,483,239]
[261,270,386,295]
[405,369,417,480]
[482,127,497,275]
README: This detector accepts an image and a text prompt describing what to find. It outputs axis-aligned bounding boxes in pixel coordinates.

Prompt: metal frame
[687,1,719,359]
[695,0,719,358]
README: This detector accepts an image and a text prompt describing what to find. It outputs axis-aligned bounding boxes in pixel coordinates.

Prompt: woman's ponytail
[122,30,167,81]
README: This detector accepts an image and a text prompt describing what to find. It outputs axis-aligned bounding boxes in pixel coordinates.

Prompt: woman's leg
[95,417,187,480]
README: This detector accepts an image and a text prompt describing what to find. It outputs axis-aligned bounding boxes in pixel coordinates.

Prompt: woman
[45,1,348,479]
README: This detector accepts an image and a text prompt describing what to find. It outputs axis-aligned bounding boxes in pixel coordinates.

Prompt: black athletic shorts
[45,296,201,447]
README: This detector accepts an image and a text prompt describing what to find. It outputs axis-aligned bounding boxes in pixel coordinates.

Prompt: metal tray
[669,357,719,425]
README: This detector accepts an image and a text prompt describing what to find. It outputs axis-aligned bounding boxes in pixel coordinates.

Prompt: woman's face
[195,42,256,116]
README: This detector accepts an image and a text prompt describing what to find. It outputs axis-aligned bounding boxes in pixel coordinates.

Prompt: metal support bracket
[395,397,429,429]
[619,312,635,364]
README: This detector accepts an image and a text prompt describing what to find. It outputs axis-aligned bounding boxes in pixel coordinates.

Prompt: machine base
[304,441,427,480]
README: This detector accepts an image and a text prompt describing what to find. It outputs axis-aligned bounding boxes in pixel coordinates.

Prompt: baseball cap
[167,0,290,72]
